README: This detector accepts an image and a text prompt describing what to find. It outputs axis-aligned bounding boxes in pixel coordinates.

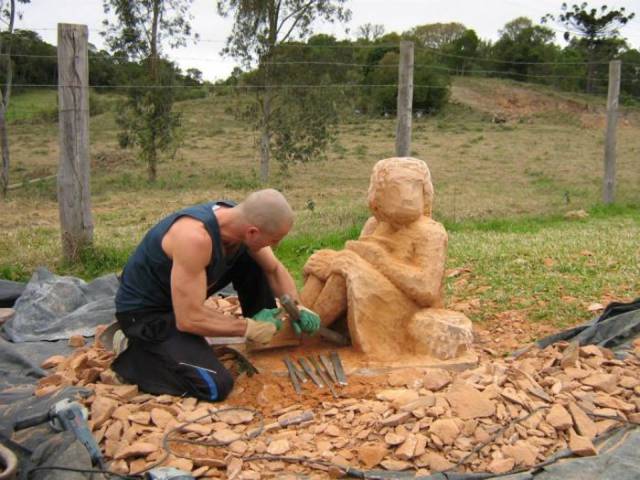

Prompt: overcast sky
[15,0,640,81]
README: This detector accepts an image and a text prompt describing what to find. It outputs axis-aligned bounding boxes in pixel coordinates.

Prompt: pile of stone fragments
[34,329,640,479]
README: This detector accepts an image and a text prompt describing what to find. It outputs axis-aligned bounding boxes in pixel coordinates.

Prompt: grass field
[1,77,639,331]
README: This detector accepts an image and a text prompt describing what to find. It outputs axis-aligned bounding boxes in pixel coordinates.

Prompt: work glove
[293,306,321,335]
[252,308,283,331]
[245,318,278,344]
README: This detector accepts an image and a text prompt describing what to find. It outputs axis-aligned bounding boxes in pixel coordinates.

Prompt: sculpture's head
[368,157,433,225]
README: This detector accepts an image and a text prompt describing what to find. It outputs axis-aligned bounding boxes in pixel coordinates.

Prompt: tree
[492,17,556,81]
[102,0,196,182]
[366,50,450,116]
[443,29,480,75]
[356,23,385,41]
[0,0,30,197]
[407,22,467,49]
[543,3,635,92]
[217,0,351,182]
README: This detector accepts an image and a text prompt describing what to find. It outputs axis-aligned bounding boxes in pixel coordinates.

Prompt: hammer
[279,294,349,346]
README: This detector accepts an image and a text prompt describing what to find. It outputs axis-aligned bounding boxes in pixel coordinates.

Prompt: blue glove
[252,308,283,331]
[293,307,321,335]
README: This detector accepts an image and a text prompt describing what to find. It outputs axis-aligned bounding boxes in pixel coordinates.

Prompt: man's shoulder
[165,217,213,259]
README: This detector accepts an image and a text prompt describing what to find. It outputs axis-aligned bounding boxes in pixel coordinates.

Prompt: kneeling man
[112,189,320,401]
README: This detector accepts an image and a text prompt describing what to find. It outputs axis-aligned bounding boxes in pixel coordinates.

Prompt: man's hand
[252,308,283,330]
[293,306,321,335]
[245,318,278,344]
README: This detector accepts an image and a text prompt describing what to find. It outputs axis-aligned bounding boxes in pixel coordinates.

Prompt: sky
[14,0,640,81]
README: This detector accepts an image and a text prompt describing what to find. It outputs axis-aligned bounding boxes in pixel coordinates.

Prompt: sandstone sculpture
[299,157,473,361]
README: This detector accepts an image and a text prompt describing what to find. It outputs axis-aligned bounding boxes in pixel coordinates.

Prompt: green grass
[1,206,637,332]
[2,77,640,332]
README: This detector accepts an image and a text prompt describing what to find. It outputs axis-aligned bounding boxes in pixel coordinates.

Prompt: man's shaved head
[237,189,294,235]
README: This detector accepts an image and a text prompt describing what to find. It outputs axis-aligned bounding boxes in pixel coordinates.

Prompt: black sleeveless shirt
[115,201,245,313]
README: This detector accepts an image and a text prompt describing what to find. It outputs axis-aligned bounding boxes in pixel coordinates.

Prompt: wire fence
[2,40,639,225]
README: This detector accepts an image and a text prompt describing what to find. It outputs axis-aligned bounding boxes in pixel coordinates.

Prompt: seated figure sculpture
[299,157,473,361]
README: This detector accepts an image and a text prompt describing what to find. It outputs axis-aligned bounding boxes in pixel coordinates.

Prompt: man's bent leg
[113,312,234,401]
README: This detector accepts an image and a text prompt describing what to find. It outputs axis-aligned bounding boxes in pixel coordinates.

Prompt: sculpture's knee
[408,309,473,359]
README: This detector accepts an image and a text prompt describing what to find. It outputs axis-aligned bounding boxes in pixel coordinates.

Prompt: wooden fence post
[395,40,414,157]
[603,59,621,205]
[57,23,93,261]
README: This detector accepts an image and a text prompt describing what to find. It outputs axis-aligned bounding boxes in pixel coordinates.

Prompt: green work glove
[293,307,321,335]
[252,308,283,331]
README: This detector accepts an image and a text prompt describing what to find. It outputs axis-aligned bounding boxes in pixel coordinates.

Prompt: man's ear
[246,225,260,237]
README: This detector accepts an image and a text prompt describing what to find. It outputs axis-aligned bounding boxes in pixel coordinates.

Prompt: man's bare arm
[168,221,248,336]
[250,247,298,300]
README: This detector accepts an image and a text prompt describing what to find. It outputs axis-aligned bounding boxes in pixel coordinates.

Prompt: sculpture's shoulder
[415,217,447,240]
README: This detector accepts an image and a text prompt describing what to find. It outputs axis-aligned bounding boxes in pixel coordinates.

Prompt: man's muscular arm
[169,221,248,336]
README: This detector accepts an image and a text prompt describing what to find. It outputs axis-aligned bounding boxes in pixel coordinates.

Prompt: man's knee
[185,365,234,402]
[214,369,234,401]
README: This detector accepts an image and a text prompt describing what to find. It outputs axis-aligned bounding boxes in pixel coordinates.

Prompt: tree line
[0,1,637,191]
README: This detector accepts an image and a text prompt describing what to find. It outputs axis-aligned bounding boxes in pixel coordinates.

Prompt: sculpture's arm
[347,225,447,307]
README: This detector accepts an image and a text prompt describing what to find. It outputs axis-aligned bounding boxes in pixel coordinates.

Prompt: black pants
[112,254,276,401]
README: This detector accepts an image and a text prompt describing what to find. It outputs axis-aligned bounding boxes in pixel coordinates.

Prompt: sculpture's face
[368,158,432,226]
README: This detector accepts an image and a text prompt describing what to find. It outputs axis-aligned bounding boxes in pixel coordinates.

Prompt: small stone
[90,396,118,428]
[40,355,66,369]
[488,457,515,474]
[560,342,579,368]
[381,459,412,471]
[217,410,254,425]
[581,373,617,393]
[423,451,454,471]
[502,441,537,467]
[579,345,603,357]
[568,402,597,439]
[376,389,419,407]
[227,457,243,479]
[380,412,411,427]
[230,440,248,455]
[384,432,405,446]
[267,439,290,455]
[387,369,423,388]
[68,335,85,347]
[111,384,139,400]
[213,429,241,444]
[569,429,597,456]
[150,408,174,429]
[445,382,496,419]
[128,411,151,425]
[357,443,387,468]
[546,404,573,430]
[114,442,157,460]
[166,457,193,472]
[325,425,341,436]
[399,394,436,412]
[422,369,452,391]
[429,418,460,445]
[396,434,417,460]
[184,423,212,436]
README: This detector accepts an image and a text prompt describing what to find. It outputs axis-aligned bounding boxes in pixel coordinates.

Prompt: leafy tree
[0,0,30,197]
[543,3,635,92]
[102,0,196,181]
[443,29,480,75]
[217,0,351,182]
[493,17,557,81]
[407,22,467,49]
[366,50,450,115]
